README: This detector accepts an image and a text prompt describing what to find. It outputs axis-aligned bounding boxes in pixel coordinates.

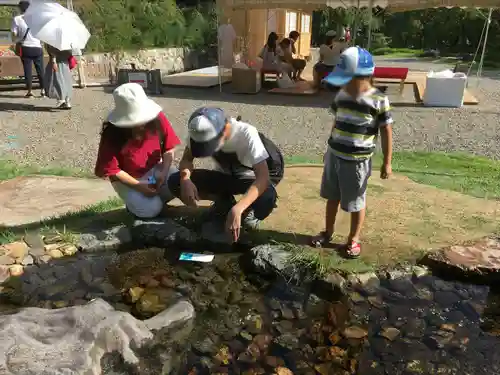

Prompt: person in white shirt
[11,1,45,98]
[259,32,292,75]
[313,31,347,89]
[168,107,285,243]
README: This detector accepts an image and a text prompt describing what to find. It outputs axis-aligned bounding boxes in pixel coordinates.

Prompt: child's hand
[380,163,392,179]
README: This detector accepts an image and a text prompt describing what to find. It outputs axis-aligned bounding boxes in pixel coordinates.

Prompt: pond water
[2,247,500,375]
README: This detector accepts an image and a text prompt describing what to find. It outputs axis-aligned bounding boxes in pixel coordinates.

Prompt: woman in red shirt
[94,83,181,218]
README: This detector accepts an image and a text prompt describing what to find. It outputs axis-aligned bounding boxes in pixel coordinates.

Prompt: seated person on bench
[288,30,307,81]
[168,107,284,243]
[313,31,346,88]
[259,32,292,76]
[278,38,296,79]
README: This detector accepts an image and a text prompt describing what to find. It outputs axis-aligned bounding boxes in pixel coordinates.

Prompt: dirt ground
[259,166,500,265]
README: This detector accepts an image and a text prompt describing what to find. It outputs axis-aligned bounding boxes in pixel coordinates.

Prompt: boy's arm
[377,96,394,177]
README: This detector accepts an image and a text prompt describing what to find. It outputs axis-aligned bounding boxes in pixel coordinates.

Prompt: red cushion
[373,67,409,80]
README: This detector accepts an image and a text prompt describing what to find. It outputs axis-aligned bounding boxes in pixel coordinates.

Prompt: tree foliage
[313,7,500,60]
[75,0,217,52]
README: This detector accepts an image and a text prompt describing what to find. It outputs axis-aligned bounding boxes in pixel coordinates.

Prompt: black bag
[235,116,284,185]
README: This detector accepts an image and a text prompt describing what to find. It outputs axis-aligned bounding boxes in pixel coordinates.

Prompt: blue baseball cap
[188,107,228,158]
[323,46,375,87]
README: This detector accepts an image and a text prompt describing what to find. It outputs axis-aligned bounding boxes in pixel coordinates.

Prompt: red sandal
[345,240,362,259]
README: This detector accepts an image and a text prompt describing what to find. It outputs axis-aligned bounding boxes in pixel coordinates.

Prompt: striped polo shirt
[328,88,393,160]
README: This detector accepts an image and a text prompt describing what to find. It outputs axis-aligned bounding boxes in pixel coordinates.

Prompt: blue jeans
[20,46,45,92]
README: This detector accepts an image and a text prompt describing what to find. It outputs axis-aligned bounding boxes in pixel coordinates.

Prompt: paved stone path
[0,176,116,227]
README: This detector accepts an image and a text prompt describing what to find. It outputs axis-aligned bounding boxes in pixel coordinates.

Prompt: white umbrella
[23,2,90,51]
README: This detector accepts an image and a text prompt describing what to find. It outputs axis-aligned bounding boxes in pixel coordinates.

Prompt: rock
[0,298,194,375]
[250,244,299,280]
[28,246,45,257]
[274,333,299,350]
[239,330,253,341]
[342,326,368,339]
[131,219,197,248]
[160,276,176,288]
[23,232,45,248]
[126,287,145,303]
[275,367,293,375]
[135,288,180,317]
[0,255,15,265]
[36,255,52,265]
[44,243,61,252]
[280,305,295,320]
[48,249,64,259]
[246,315,263,335]
[380,327,400,341]
[193,337,217,355]
[3,241,29,262]
[147,278,160,288]
[78,225,132,252]
[21,255,34,266]
[423,238,500,282]
[0,265,10,283]
[253,333,272,352]
[53,301,68,308]
[214,345,232,365]
[43,233,63,244]
[60,244,78,256]
[314,363,333,375]
[9,264,23,277]
[200,220,233,246]
[440,323,457,333]
[412,266,429,278]
[265,356,285,368]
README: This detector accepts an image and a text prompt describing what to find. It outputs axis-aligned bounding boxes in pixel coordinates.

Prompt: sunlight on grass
[287,151,500,200]
[0,158,91,181]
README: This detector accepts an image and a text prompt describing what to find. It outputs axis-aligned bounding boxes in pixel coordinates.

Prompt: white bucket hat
[325,30,336,37]
[107,83,162,128]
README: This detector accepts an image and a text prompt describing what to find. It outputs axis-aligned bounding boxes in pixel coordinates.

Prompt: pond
[2,246,500,375]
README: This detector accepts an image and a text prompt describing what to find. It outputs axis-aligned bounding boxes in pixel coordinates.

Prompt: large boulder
[0,298,194,375]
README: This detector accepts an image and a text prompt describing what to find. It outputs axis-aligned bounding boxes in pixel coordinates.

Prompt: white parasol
[23,2,90,51]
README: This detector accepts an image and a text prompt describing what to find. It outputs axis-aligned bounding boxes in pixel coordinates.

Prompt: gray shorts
[320,149,372,212]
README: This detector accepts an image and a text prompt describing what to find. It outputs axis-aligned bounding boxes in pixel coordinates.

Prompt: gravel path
[1,57,499,173]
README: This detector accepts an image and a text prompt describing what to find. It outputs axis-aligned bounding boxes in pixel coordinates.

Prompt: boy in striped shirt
[312,47,393,258]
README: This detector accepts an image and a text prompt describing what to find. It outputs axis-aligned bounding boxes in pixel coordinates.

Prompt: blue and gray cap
[188,107,228,158]
[323,46,375,87]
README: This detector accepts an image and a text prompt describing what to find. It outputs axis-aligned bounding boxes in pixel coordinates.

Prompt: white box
[423,72,467,108]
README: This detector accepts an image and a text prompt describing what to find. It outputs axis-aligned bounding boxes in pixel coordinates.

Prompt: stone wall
[82,47,218,83]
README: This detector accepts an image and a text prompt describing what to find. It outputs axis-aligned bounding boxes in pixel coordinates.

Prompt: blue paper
[148,175,156,184]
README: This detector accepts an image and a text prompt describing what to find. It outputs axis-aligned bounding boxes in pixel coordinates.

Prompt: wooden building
[217,0,313,61]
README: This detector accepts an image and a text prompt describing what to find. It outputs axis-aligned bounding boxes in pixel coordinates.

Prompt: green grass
[372,47,424,58]
[0,158,91,181]
[287,151,500,200]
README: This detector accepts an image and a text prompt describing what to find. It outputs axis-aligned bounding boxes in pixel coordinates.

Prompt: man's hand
[180,179,199,207]
[226,206,243,243]
[52,62,58,72]
[380,163,392,179]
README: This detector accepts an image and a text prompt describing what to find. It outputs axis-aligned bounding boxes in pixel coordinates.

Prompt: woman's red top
[95,112,181,179]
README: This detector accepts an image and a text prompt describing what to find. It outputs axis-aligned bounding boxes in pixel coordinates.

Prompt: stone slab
[0,176,117,227]
[423,237,500,281]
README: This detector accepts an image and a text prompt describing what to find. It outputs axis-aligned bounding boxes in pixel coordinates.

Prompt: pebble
[380,327,400,341]
[0,265,10,283]
[60,244,78,256]
[127,287,145,303]
[342,326,368,339]
[3,242,29,261]
[8,264,23,277]
[21,255,34,266]
[0,255,15,266]
[48,249,64,259]
[43,243,61,252]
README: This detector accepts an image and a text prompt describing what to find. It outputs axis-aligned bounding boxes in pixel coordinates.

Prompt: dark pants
[168,169,278,220]
[20,46,45,92]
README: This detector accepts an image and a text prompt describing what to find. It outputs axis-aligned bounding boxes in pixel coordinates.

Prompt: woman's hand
[52,62,58,72]
[180,179,199,207]
[135,183,158,197]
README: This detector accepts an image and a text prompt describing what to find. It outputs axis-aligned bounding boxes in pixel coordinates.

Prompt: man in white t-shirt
[11,1,46,97]
[168,107,284,242]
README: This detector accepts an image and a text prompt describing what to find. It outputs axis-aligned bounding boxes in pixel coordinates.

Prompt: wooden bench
[373,66,409,94]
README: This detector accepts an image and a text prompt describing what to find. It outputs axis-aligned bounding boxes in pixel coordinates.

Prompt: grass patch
[372,47,424,57]
[0,158,91,181]
[285,243,374,278]
[0,197,126,245]
[287,151,500,200]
